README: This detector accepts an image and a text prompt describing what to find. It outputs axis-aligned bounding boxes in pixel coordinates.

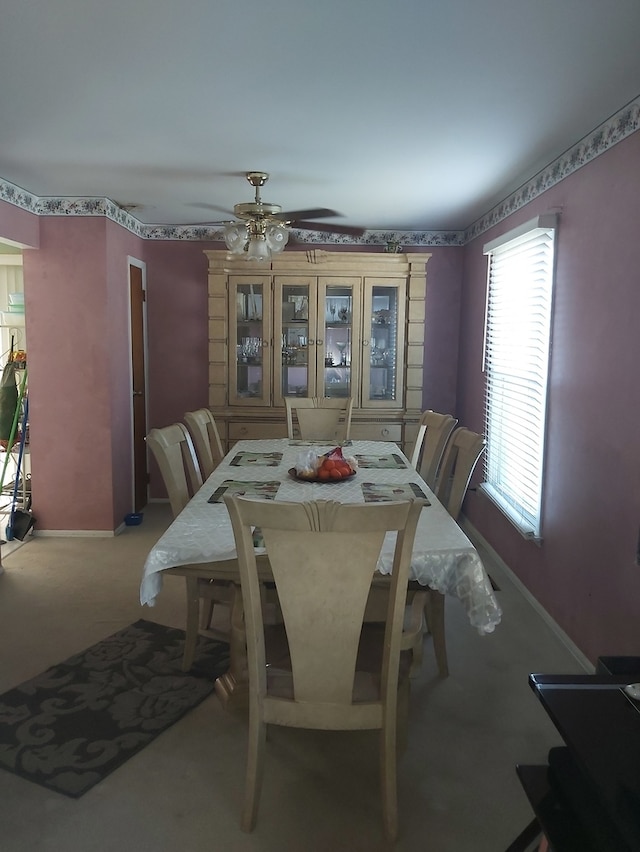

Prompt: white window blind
[481,214,557,540]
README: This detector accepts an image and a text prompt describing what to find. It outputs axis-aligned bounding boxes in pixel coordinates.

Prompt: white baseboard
[33,529,119,538]
[460,516,594,673]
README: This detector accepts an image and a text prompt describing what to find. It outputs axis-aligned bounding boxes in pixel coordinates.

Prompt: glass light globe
[223,222,248,254]
[246,234,270,261]
[265,222,289,253]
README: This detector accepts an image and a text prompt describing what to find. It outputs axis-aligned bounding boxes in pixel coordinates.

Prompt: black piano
[506,657,640,852]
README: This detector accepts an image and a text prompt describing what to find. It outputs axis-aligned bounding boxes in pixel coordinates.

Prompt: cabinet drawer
[350,423,403,443]
[229,422,288,441]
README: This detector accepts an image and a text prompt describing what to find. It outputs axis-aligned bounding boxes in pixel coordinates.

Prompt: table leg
[182,576,201,672]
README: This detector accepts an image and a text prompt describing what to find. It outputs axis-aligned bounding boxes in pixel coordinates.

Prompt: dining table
[140,437,502,707]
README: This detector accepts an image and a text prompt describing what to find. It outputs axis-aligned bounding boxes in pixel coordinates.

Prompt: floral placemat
[208,480,281,503]
[229,451,283,467]
[354,453,407,469]
[361,482,430,503]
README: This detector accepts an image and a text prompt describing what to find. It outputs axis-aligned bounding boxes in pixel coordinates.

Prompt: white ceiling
[1,0,640,233]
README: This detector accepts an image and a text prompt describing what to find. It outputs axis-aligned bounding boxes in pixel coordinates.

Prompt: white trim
[33,529,121,538]
[478,482,541,543]
[460,516,594,673]
[483,213,558,254]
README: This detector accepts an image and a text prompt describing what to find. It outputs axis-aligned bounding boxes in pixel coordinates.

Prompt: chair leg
[241,713,267,832]
[182,576,200,672]
[200,598,214,629]
[396,674,410,756]
[380,708,399,842]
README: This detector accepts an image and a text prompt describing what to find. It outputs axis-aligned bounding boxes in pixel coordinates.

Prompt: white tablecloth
[140,438,502,634]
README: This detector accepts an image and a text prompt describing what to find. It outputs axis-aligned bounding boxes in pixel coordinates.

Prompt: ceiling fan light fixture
[217,171,360,260]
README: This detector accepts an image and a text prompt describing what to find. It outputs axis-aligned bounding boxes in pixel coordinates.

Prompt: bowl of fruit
[289,446,357,483]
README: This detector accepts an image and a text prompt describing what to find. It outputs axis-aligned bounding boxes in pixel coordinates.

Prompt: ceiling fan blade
[277,208,340,221]
[189,221,228,226]
[189,203,235,216]
[292,220,366,237]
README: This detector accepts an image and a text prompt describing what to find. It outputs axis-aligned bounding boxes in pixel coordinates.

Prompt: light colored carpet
[0,503,587,852]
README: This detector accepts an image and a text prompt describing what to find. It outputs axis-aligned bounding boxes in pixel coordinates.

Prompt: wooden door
[129,263,148,511]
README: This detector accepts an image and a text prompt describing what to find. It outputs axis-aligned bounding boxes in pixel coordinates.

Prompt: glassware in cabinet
[228,276,272,406]
[361,279,405,407]
[318,278,361,400]
[273,277,316,406]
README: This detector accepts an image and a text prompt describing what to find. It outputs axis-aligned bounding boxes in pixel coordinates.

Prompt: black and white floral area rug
[0,619,229,797]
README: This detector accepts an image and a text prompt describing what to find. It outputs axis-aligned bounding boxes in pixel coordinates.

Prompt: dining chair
[411,426,486,677]
[284,397,353,442]
[410,409,458,490]
[146,423,235,669]
[434,426,485,521]
[184,408,224,479]
[146,423,202,516]
[224,495,426,841]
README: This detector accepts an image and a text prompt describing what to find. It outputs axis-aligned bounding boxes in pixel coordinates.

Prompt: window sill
[478,483,542,545]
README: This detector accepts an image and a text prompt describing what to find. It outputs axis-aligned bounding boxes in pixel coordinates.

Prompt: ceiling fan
[205,171,365,260]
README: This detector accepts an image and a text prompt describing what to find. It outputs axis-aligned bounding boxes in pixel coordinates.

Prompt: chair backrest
[434,426,485,521]
[224,496,423,729]
[184,408,224,479]
[410,410,458,490]
[146,423,203,518]
[284,397,354,442]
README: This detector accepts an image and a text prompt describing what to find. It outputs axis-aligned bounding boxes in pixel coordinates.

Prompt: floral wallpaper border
[2,95,638,248]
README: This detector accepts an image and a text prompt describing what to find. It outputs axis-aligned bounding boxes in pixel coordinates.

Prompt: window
[481,214,557,540]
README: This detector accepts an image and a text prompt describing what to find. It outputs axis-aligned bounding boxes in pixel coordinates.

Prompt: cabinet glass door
[229,276,271,406]
[319,278,361,400]
[273,277,316,406]
[361,279,405,408]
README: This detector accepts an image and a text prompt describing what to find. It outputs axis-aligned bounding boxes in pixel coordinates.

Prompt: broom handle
[0,369,28,495]
[9,395,29,520]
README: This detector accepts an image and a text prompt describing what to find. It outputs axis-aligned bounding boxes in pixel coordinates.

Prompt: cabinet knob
[314,339,322,346]
[382,428,390,437]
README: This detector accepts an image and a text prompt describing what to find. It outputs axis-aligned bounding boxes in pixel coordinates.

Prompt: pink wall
[0,200,39,249]
[21,217,144,530]
[458,131,640,663]
[144,241,214,430]
[143,240,217,498]
[421,248,463,414]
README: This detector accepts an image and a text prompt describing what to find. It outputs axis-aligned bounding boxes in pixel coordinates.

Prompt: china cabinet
[206,249,430,451]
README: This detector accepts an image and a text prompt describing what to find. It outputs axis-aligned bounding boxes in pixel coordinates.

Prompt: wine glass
[335,341,347,365]
[330,301,336,322]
